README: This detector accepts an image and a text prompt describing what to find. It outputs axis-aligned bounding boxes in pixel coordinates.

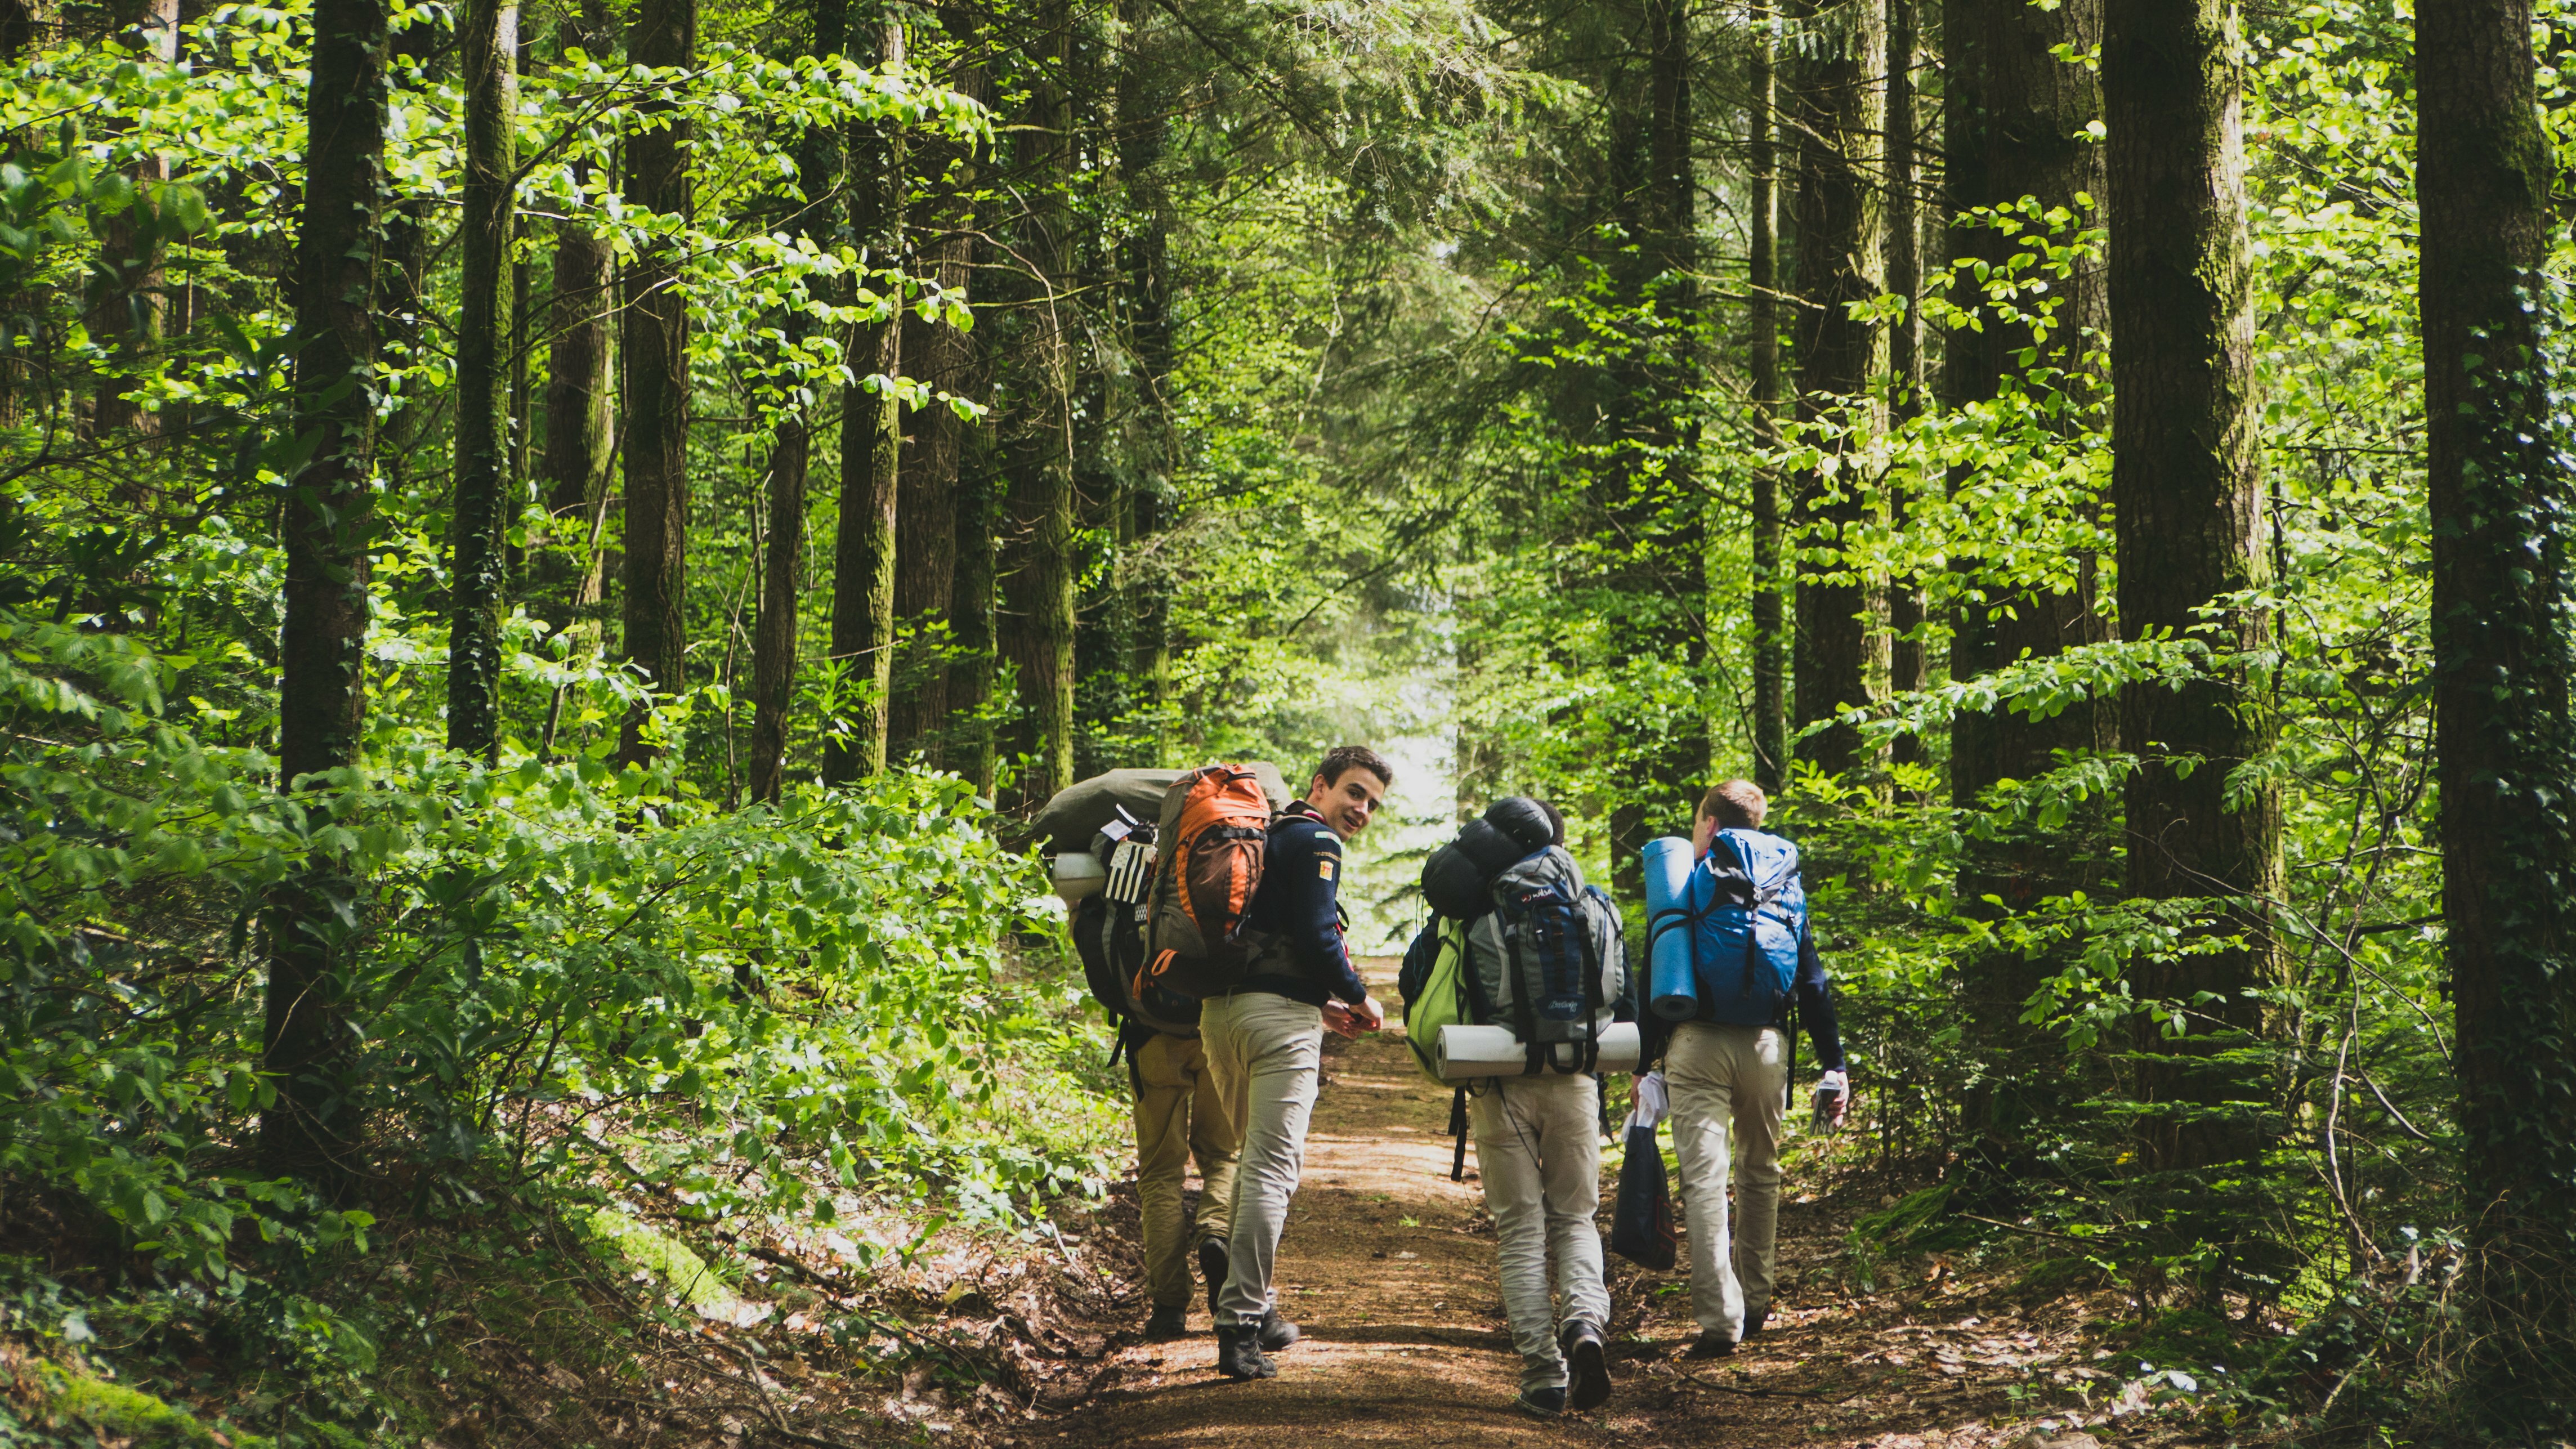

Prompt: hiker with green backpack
[1398,797,1633,1418]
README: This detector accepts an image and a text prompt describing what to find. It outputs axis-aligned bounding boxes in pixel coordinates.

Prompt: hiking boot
[1513,1385,1567,1419]
[1144,1304,1188,1341]
[1215,1325,1275,1380]
[1683,1330,1737,1359]
[1197,1237,1229,1320]
[1257,1307,1300,1352]
[1562,1320,1612,1411]
[1742,1303,1768,1339]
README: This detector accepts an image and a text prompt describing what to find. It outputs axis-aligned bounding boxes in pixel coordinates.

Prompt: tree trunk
[747,0,844,804]
[2418,0,2576,1425]
[888,225,972,764]
[446,0,517,760]
[616,0,695,761]
[377,10,437,497]
[262,0,386,1195]
[538,0,614,632]
[1884,0,1924,763]
[1946,0,2109,811]
[1787,0,1885,778]
[997,0,1077,807]
[1748,1,1786,795]
[2103,0,2281,1280]
[1943,0,2112,1186]
[90,0,179,443]
[1119,0,1174,766]
[949,308,1001,799]
[824,12,905,784]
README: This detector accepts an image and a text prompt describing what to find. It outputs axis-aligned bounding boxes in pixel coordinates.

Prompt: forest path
[1056,959,2079,1449]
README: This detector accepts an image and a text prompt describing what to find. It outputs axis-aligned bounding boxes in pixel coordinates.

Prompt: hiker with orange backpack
[1195,745,1393,1380]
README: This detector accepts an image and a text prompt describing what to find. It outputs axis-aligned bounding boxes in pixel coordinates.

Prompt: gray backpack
[1463,847,1627,1071]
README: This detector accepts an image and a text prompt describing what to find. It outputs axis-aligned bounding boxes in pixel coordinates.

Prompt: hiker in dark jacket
[1643,779,1847,1359]
[1202,745,1392,1381]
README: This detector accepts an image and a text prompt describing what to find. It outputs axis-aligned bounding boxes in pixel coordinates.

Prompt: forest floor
[1038,957,2162,1449]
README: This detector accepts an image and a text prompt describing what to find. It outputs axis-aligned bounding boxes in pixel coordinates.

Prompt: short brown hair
[1697,779,1767,829]
[1313,744,1394,791]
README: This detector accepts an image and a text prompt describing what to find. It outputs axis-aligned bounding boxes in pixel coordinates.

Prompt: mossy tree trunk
[2103,0,2283,1287]
[262,0,387,1196]
[824,10,906,784]
[446,0,517,761]
[2418,0,2576,1427]
[616,0,696,762]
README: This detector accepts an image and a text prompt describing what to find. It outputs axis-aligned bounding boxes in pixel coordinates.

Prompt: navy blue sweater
[1238,803,1368,1007]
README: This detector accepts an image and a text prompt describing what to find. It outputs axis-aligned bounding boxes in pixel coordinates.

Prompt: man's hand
[1813,1068,1850,1130]
[1323,997,1385,1039]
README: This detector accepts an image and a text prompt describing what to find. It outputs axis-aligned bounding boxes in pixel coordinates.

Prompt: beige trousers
[1665,1021,1787,1341]
[1199,990,1324,1330]
[1133,1030,1242,1310]
[1469,1073,1611,1390]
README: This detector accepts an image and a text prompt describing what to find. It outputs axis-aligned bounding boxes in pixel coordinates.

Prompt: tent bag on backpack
[1678,827,1806,1026]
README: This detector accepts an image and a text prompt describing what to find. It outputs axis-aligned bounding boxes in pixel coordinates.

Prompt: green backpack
[1401,918,1488,1181]
[1402,917,1475,1088]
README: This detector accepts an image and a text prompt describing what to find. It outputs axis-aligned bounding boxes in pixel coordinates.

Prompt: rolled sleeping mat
[1642,835,1700,1021]
[1437,1022,1641,1080]
[1052,851,1107,904]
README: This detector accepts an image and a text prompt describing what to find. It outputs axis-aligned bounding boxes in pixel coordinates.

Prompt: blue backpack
[1683,828,1806,1025]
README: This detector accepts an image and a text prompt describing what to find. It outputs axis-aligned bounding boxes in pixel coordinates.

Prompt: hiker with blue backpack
[1399,797,1634,1417]
[1640,779,1849,1359]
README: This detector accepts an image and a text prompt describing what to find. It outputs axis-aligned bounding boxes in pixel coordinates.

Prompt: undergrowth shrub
[0,607,1123,1441]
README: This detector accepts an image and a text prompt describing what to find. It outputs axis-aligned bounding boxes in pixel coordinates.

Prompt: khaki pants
[1199,990,1323,1330]
[1469,1073,1611,1391]
[1666,1022,1787,1341]
[1133,1030,1242,1311]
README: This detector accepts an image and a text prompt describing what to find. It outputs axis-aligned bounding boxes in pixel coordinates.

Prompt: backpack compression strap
[1448,1085,1470,1182]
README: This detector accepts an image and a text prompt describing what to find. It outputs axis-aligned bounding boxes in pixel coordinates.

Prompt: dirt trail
[1056,960,2089,1449]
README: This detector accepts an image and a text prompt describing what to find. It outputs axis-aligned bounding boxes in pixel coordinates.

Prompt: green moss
[574,1208,739,1314]
[29,1359,275,1448]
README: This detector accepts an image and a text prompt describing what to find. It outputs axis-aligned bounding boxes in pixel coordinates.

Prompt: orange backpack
[1140,765,1276,999]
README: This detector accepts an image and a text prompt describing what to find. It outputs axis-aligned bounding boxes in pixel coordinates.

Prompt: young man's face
[1692,812,1717,857]
[1306,767,1387,841]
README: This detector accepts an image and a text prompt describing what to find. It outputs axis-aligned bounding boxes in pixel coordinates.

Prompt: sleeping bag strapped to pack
[1140,764,1280,1000]
[1674,827,1806,1026]
[1419,796,1556,919]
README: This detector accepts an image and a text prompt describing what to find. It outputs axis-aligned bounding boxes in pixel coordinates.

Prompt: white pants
[1200,991,1323,1330]
[1666,1022,1787,1341]
[1469,1073,1611,1391]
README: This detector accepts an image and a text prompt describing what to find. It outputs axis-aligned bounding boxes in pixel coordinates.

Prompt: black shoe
[1198,1238,1229,1320]
[1562,1320,1612,1411]
[1257,1307,1300,1352]
[1215,1325,1275,1380]
[1742,1303,1768,1338]
[1684,1330,1737,1359]
[1513,1385,1567,1419]
[1145,1304,1187,1341]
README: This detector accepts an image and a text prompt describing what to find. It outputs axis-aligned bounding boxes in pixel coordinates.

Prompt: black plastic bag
[1608,1120,1678,1271]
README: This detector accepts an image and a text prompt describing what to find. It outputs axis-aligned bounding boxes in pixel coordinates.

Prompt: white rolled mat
[1436,1022,1640,1080]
